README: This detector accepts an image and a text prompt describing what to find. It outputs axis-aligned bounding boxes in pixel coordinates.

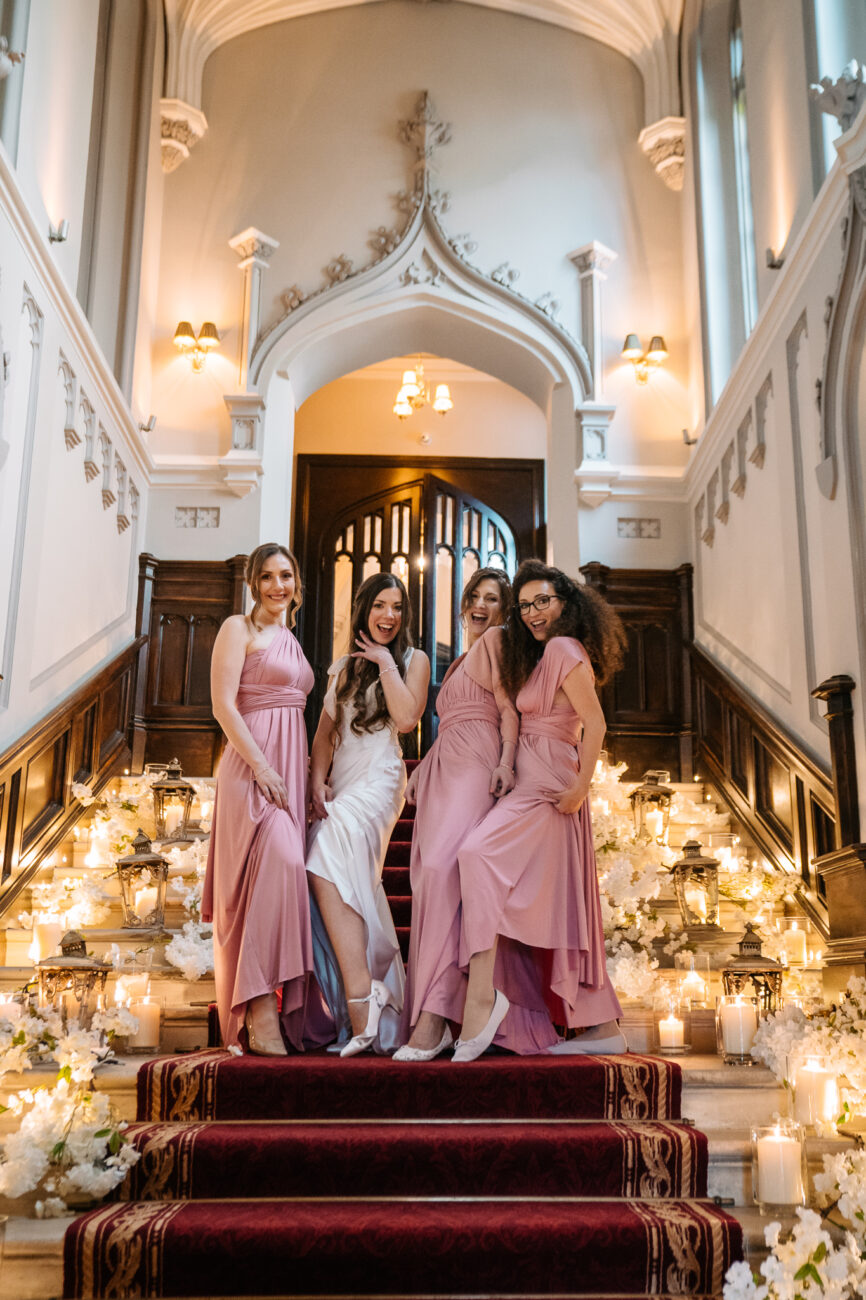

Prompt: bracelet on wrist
[379,663,399,677]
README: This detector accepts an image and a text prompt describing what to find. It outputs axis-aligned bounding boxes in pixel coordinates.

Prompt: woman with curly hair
[452,559,628,1062]
[394,567,520,1062]
[307,573,430,1055]
[203,543,332,1056]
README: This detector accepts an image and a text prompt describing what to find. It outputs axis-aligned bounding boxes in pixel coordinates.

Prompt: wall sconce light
[765,248,785,270]
[621,333,668,384]
[48,219,69,244]
[138,414,157,433]
[174,321,220,372]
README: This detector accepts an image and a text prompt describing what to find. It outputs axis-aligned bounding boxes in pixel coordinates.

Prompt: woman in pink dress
[203,543,330,1056]
[454,559,627,1062]
[394,568,521,1062]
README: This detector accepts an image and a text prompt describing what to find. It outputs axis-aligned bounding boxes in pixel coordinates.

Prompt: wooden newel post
[810,674,866,992]
[811,675,860,848]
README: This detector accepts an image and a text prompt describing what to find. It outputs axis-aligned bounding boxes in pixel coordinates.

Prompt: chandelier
[393,358,453,420]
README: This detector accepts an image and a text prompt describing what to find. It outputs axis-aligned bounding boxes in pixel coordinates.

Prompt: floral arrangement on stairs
[0,997,140,1216]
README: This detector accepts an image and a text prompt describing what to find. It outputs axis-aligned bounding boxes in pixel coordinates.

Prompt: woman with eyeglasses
[394,568,522,1062]
[452,558,627,1062]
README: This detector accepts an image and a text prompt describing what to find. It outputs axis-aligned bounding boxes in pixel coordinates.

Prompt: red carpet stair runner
[64,761,743,1298]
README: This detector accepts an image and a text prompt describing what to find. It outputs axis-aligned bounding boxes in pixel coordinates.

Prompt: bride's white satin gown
[306,655,409,1053]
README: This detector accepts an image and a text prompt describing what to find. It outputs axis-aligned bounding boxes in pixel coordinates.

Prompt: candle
[61,989,81,1022]
[680,970,707,1004]
[199,800,212,821]
[128,998,161,1050]
[658,1014,684,1049]
[30,918,63,962]
[781,923,807,967]
[114,973,150,1004]
[756,1127,804,1206]
[793,1059,839,1128]
[645,809,664,840]
[684,884,708,921]
[720,998,757,1055]
[135,887,159,922]
[163,802,184,837]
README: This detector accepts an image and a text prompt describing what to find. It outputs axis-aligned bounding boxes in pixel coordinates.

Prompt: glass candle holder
[716,993,760,1065]
[791,1058,840,1133]
[653,998,692,1055]
[751,1120,806,1214]
[676,951,711,1007]
[127,996,163,1054]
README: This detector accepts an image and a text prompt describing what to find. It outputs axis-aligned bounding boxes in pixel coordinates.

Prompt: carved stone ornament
[400,252,445,288]
[638,116,686,192]
[160,98,208,174]
[228,227,279,269]
[99,429,116,509]
[80,393,99,482]
[281,286,308,312]
[59,353,80,449]
[810,61,866,131]
[325,254,353,285]
[491,263,520,287]
[0,36,24,82]
[369,227,401,258]
[221,394,266,498]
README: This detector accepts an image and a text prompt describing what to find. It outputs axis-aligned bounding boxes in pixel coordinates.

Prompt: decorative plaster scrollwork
[228,228,279,267]
[730,410,751,498]
[638,116,686,192]
[115,456,130,533]
[448,233,478,259]
[23,285,43,349]
[751,373,772,469]
[492,263,520,287]
[281,286,308,312]
[535,292,561,317]
[716,445,733,524]
[400,252,445,288]
[129,482,140,526]
[98,429,116,508]
[58,352,80,449]
[369,226,401,257]
[0,36,24,81]
[702,473,717,548]
[810,60,866,132]
[80,393,99,482]
[325,254,354,285]
[399,91,452,178]
[160,98,208,173]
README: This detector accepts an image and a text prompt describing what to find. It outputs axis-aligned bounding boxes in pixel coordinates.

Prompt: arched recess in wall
[246,183,593,569]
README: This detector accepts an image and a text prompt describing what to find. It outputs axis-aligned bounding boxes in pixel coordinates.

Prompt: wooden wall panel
[580,564,694,780]
[0,638,144,915]
[131,556,247,774]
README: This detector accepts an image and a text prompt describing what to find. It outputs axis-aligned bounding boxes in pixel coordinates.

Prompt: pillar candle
[135,887,159,921]
[782,923,807,967]
[31,919,63,962]
[684,885,708,921]
[756,1128,804,1205]
[163,802,184,836]
[720,998,758,1055]
[128,998,161,1049]
[658,1014,684,1049]
[645,809,664,839]
[793,1060,839,1128]
[680,970,707,1004]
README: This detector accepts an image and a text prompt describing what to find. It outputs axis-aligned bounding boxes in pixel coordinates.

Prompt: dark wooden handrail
[0,636,146,917]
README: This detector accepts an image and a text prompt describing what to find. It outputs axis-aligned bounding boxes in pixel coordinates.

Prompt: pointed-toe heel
[340,979,394,1058]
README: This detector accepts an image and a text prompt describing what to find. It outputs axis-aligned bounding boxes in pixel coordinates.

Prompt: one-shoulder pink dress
[458,636,622,1034]
[405,631,554,1053]
[202,627,331,1051]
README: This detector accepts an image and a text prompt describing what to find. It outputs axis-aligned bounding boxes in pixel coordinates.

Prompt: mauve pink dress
[202,627,332,1051]
[405,630,555,1054]
[458,635,622,1033]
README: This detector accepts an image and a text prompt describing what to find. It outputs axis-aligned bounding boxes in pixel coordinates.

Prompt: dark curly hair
[333,573,415,738]
[500,558,626,695]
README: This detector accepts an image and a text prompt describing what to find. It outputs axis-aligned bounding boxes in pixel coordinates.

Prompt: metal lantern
[36,930,109,1028]
[116,830,169,929]
[671,839,723,932]
[630,770,673,840]
[722,922,784,1014]
[151,757,195,841]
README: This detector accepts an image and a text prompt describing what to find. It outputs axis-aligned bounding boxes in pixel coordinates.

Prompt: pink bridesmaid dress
[458,635,622,1037]
[405,628,553,1053]
[202,627,331,1051]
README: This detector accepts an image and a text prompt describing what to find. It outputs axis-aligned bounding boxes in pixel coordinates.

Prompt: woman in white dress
[307,573,430,1056]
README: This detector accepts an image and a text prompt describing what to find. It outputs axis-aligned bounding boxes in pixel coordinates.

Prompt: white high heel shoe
[393,1026,454,1062]
[340,980,394,1057]
[452,990,509,1063]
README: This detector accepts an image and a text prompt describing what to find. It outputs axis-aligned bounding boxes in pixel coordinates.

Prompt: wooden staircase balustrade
[0,636,145,917]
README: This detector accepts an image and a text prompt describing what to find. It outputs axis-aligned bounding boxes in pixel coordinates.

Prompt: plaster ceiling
[163,0,684,128]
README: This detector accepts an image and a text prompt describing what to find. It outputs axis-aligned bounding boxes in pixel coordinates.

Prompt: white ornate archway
[220,94,617,575]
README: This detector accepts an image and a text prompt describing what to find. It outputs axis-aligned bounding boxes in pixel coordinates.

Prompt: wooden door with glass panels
[315,473,516,750]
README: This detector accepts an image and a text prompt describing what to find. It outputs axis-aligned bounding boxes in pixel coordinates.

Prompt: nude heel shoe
[244,1001,288,1058]
[341,980,394,1057]
[452,990,509,1063]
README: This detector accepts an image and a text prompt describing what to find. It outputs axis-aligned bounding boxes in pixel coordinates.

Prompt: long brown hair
[500,558,626,695]
[245,543,303,629]
[460,567,512,619]
[333,573,414,737]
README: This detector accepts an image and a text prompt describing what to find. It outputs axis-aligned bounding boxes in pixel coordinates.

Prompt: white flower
[70,783,95,806]
[164,920,213,981]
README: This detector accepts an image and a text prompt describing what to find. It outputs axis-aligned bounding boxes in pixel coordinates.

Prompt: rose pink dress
[405,628,554,1053]
[202,627,331,1051]
[458,635,622,1034]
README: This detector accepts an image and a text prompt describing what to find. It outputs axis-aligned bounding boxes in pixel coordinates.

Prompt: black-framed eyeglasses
[517,594,559,615]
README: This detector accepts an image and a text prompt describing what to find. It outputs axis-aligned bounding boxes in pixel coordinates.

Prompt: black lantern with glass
[629,770,673,841]
[115,830,170,930]
[36,931,109,1028]
[671,839,723,933]
[151,758,195,841]
[721,922,784,1014]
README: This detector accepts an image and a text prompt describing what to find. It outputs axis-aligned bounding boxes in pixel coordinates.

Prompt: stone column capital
[160,98,208,174]
[229,227,281,271]
[638,116,686,192]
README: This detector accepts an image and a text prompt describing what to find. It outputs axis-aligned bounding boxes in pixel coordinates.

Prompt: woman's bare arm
[548,662,605,815]
[352,634,431,733]
[309,708,338,820]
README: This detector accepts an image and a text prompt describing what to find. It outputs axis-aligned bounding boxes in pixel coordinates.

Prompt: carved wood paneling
[580,564,694,780]
[131,555,247,774]
[692,645,834,933]
[0,638,144,914]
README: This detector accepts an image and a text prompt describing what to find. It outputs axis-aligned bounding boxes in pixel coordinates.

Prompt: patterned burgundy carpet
[63,766,742,1297]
